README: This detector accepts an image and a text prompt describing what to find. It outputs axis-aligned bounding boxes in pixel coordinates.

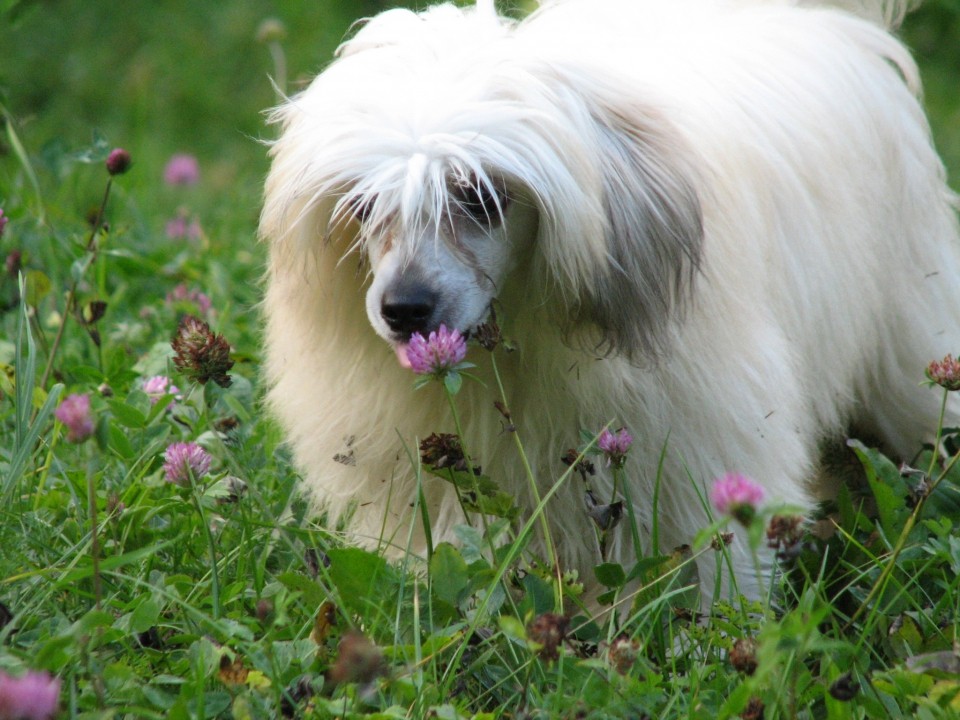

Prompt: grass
[1,1,960,718]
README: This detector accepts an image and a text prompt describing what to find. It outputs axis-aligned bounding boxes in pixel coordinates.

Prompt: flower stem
[442,387,494,549]
[190,479,221,619]
[40,177,112,389]
[617,473,644,563]
[926,387,950,478]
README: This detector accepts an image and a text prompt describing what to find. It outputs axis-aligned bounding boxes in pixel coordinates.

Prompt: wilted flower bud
[329,630,387,686]
[280,675,319,718]
[217,475,248,504]
[607,634,641,675]
[474,320,502,351]
[710,531,735,551]
[5,249,21,278]
[171,315,234,388]
[742,697,765,720]
[526,612,569,662]
[561,448,595,479]
[729,637,759,675]
[584,490,623,532]
[256,599,274,625]
[766,514,805,559]
[829,672,858,701]
[419,432,470,472]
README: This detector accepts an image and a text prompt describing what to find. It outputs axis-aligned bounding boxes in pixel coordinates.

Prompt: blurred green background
[0,0,958,235]
[0,0,393,222]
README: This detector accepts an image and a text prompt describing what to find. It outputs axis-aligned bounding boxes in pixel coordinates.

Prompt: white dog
[260,0,960,600]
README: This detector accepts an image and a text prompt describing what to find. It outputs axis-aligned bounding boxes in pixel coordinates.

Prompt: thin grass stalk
[395,464,425,654]
[5,278,63,506]
[87,463,102,611]
[847,386,955,630]
[488,351,564,611]
[438,456,581,693]
[410,581,426,716]
[1,103,45,224]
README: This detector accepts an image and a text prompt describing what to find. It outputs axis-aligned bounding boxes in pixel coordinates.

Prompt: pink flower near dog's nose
[403,325,467,375]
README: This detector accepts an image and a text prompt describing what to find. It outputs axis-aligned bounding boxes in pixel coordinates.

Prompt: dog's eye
[452,180,507,227]
[348,196,375,225]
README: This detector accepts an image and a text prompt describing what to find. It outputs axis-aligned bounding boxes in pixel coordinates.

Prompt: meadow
[1,1,960,718]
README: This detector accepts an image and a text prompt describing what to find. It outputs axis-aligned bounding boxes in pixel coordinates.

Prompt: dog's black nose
[381,283,437,336]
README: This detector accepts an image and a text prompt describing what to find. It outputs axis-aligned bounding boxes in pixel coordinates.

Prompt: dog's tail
[800,0,918,28]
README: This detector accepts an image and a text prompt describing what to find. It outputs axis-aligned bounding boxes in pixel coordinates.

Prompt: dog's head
[261,2,703,364]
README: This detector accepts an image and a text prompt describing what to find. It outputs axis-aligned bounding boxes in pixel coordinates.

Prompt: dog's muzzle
[380,278,438,339]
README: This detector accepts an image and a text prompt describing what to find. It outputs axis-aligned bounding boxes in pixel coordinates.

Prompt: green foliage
[0,1,959,718]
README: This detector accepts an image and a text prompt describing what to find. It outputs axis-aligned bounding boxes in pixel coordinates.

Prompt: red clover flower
[0,670,60,720]
[597,427,632,468]
[163,154,200,186]
[166,283,211,315]
[710,472,765,525]
[403,324,467,375]
[5,250,21,278]
[926,353,960,392]
[54,393,94,443]
[105,148,132,176]
[165,210,202,241]
[163,441,212,486]
[142,375,180,404]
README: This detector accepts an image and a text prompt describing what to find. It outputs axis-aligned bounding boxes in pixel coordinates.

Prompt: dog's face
[356,177,537,360]
[262,5,704,366]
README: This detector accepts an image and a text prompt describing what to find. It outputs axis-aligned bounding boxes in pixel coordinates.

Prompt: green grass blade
[3,275,62,504]
[1,103,46,225]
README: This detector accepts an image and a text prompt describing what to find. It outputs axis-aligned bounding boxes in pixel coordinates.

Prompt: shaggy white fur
[260,0,960,600]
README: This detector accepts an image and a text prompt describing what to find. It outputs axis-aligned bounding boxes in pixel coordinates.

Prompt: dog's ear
[586,98,703,360]
[522,65,704,361]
